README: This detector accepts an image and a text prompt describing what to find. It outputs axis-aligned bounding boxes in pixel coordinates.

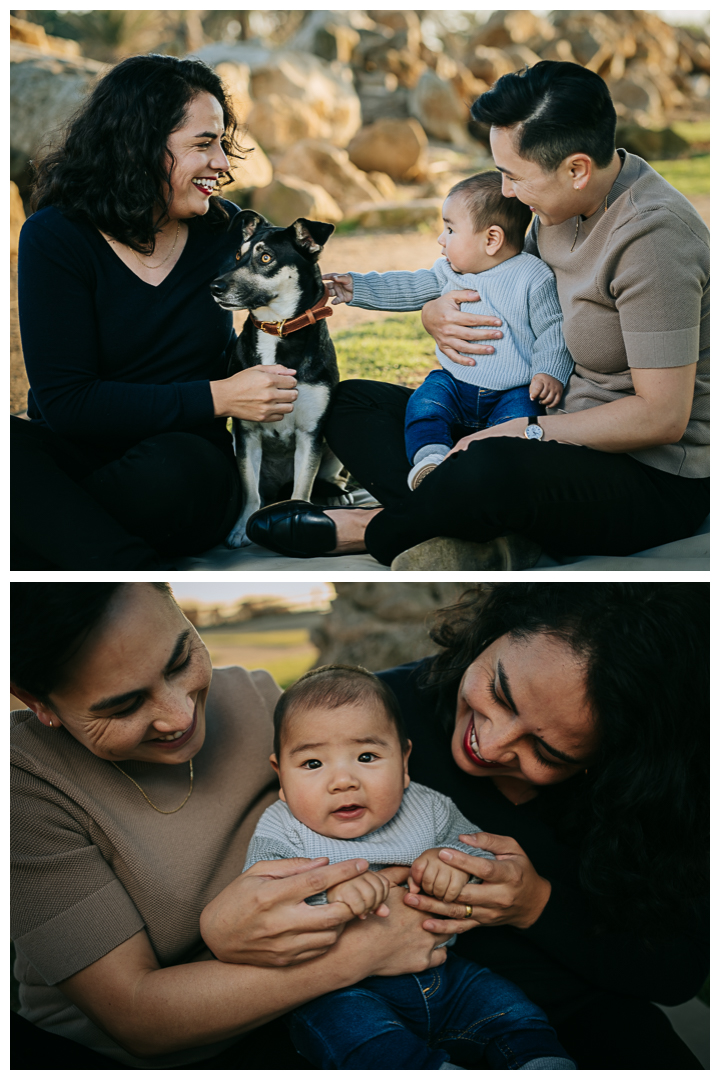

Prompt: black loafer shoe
[246,500,337,558]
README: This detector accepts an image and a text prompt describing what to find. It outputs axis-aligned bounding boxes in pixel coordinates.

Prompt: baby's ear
[403,740,412,789]
[269,754,286,801]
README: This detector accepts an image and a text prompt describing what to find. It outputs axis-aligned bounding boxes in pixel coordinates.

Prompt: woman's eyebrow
[535,736,584,766]
[498,660,584,764]
[88,630,190,711]
[193,130,219,139]
[496,660,518,713]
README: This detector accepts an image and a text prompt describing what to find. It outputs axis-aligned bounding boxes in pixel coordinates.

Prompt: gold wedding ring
[464,905,473,918]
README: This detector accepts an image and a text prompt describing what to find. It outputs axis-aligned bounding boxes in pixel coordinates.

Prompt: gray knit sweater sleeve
[346,267,443,312]
[528,276,575,384]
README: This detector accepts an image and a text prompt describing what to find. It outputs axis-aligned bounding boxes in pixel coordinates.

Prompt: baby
[324,171,573,489]
[244,665,575,1070]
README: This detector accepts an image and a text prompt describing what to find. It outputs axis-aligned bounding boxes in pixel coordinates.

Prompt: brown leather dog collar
[251,285,334,338]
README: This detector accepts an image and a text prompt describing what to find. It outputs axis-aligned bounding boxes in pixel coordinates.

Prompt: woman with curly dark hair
[12,54,299,569]
[378,582,708,1069]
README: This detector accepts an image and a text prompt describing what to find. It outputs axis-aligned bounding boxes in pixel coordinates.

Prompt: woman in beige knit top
[245,61,709,570]
[10,583,448,1070]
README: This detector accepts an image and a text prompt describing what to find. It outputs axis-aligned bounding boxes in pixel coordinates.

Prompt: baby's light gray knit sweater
[348,252,573,391]
[243,781,494,882]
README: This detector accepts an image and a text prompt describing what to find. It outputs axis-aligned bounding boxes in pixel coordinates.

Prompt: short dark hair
[472,60,616,172]
[31,53,247,253]
[447,170,531,251]
[423,583,708,934]
[273,664,409,759]
[11,582,175,701]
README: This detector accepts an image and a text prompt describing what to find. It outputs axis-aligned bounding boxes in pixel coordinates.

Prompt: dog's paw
[225,526,248,549]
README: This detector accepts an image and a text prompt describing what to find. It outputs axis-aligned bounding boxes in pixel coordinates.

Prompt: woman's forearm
[61,886,445,1059]
[61,927,372,1059]
[539,365,696,453]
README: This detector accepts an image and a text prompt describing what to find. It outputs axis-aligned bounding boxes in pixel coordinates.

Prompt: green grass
[651,154,709,196]
[335,312,439,388]
[197,627,318,688]
[670,120,710,145]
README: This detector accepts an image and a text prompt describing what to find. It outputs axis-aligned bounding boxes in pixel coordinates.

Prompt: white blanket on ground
[176,516,709,573]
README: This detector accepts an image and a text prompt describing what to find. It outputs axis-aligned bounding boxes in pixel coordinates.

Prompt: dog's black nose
[210,279,228,296]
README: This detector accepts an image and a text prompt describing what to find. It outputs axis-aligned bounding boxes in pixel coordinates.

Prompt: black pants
[11,417,242,570]
[324,380,710,566]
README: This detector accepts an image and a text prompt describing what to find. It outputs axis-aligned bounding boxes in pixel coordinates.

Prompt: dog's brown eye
[235,251,241,261]
[260,253,272,263]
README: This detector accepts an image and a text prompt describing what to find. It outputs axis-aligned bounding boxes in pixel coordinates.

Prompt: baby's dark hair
[447,170,532,251]
[273,664,409,758]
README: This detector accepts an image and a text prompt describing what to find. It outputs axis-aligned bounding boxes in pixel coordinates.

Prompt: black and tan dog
[210,210,347,548]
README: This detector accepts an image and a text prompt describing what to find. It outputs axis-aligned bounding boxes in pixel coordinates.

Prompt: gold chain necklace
[112,758,193,814]
[132,221,180,270]
[570,192,609,252]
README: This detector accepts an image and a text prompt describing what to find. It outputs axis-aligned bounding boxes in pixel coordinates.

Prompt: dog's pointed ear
[229,209,267,243]
[289,218,335,259]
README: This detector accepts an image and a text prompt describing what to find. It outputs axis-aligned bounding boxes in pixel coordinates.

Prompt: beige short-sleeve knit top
[11,666,281,1068]
[525,150,709,478]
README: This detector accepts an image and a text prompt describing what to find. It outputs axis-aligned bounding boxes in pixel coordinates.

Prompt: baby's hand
[529,373,564,408]
[326,868,390,919]
[322,273,354,305]
[411,848,471,903]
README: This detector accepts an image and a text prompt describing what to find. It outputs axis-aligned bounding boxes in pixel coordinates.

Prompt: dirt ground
[9,197,709,414]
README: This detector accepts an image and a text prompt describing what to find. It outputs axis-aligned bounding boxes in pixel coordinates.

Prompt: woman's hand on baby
[422,291,504,366]
[530,373,564,408]
[326,869,391,919]
[199,856,382,967]
[410,848,472,903]
[322,273,354,304]
[443,418,528,460]
[403,833,552,932]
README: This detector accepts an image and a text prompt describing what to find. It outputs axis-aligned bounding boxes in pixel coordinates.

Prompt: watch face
[525,424,544,440]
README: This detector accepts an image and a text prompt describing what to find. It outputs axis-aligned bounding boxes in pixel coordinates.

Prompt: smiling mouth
[148,707,197,749]
[192,177,217,195]
[463,718,506,769]
[332,804,366,819]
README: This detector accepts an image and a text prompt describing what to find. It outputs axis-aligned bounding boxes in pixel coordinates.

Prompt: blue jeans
[405,369,537,465]
[287,952,573,1070]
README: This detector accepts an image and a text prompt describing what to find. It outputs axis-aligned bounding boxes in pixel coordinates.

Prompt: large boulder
[606,72,665,128]
[347,118,428,182]
[214,61,252,124]
[250,52,361,149]
[466,45,518,84]
[410,68,470,146]
[275,140,383,213]
[349,198,443,232]
[10,49,107,187]
[192,45,362,154]
[10,181,25,257]
[222,144,273,203]
[471,10,555,52]
[247,94,326,155]
[251,174,343,227]
[10,14,82,58]
[310,582,467,670]
[615,124,690,161]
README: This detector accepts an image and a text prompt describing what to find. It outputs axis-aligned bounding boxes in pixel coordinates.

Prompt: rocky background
[10,10,710,411]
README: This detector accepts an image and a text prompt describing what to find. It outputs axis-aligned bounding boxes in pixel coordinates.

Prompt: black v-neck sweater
[17,201,241,457]
[379,660,708,1008]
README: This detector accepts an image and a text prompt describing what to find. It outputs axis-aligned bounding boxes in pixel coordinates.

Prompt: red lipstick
[462,718,505,769]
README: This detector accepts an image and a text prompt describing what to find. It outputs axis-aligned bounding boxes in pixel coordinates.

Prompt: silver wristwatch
[524,416,544,440]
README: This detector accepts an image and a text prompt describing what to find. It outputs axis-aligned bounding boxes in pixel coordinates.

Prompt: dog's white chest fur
[243,382,330,444]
